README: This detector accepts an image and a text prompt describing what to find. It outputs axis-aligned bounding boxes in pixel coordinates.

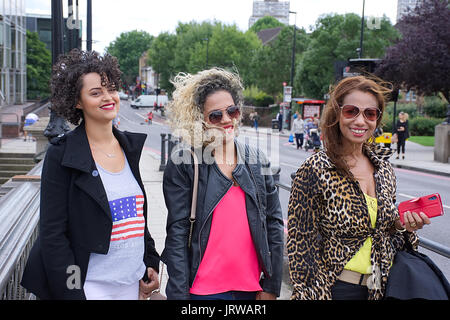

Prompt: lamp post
[288,10,297,131]
[44,0,71,142]
[87,0,92,51]
[358,0,366,58]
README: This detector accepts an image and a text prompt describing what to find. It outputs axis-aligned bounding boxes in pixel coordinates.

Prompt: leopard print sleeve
[287,155,327,300]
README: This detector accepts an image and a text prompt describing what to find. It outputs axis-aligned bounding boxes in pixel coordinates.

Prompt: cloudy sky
[25,0,398,53]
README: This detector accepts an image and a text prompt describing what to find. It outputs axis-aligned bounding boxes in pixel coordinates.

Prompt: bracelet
[395,225,407,233]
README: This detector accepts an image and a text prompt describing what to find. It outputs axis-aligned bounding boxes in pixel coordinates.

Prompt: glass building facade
[0,0,27,108]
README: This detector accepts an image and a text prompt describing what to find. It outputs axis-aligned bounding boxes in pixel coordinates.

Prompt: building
[26,13,82,54]
[0,0,27,107]
[138,51,158,93]
[248,0,290,29]
[397,0,423,21]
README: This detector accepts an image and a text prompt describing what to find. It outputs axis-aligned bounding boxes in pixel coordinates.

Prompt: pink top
[190,185,262,295]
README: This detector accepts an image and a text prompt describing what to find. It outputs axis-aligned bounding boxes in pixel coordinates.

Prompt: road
[117,99,450,280]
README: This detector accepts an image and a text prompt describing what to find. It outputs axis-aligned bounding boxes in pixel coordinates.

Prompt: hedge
[381,114,444,136]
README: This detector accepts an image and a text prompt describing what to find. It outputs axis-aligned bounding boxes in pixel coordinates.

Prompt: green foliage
[249,16,284,33]
[296,13,399,99]
[385,102,418,118]
[26,31,51,99]
[409,117,444,136]
[243,85,274,107]
[423,95,448,118]
[147,32,177,92]
[106,30,153,85]
[250,25,309,98]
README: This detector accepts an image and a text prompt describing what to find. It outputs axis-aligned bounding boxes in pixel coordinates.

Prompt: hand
[255,291,276,300]
[139,267,159,300]
[397,211,431,232]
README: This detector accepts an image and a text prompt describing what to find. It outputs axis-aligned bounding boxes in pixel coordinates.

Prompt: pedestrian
[147,110,153,125]
[21,49,160,300]
[276,109,283,132]
[253,111,259,131]
[393,111,409,159]
[112,115,120,129]
[287,76,431,300]
[161,68,284,300]
[23,113,39,141]
[291,113,304,149]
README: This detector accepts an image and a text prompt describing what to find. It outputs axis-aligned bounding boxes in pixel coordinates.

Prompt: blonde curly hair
[167,68,244,149]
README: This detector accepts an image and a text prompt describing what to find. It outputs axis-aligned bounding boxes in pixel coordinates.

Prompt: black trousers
[331,280,369,300]
[397,138,406,154]
[295,133,304,149]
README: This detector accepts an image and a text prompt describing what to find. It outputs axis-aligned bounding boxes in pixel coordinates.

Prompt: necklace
[91,144,116,158]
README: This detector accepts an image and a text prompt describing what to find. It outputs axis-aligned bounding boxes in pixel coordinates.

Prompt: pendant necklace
[91,144,116,158]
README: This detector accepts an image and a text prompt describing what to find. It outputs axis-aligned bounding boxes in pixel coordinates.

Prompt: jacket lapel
[60,123,147,222]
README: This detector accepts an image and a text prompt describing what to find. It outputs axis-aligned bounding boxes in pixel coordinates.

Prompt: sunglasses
[340,105,381,121]
[207,105,241,124]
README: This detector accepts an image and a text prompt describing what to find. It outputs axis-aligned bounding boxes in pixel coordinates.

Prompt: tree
[295,13,399,99]
[250,25,309,99]
[26,31,52,99]
[249,16,284,33]
[106,30,153,85]
[376,0,450,102]
[147,32,177,93]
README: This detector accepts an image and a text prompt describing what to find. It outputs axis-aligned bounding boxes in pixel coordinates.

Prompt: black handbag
[385,238,450,300]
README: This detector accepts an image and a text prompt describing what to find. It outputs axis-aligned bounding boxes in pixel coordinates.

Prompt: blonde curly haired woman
[161,68,284,300]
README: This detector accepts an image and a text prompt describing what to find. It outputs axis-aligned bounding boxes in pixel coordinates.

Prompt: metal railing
[273,171,450,259]
[0,162,42,300]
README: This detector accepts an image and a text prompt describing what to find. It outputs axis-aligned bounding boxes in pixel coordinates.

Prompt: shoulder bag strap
[188,149,199,249]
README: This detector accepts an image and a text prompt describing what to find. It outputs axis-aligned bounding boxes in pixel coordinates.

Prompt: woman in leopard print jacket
[287,76,431,300]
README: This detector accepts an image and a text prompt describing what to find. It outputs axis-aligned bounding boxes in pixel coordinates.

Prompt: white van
[130,94,169,109]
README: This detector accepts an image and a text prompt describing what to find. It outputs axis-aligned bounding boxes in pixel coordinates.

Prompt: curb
[392,163,450,178]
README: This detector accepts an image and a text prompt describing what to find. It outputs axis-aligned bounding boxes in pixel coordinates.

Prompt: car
[118,91,129,100]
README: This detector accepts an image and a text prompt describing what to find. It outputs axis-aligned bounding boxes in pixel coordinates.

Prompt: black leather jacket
[161,140,284,299]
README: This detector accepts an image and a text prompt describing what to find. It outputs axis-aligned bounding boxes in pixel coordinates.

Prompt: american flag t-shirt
[110,194,145,242]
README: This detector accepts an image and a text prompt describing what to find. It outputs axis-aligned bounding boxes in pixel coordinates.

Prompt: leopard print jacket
[287,145,418,300]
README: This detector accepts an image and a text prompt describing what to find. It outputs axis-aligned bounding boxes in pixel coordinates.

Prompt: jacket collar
[61,121,146,172]
[321,143,394,171]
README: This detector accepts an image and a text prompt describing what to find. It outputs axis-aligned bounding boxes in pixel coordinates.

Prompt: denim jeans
[190,291,257,300]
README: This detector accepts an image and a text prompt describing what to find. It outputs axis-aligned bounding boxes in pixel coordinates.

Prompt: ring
[410,222,417,228]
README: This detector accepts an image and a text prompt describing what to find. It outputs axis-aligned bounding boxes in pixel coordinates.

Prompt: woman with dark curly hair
[21,49,160,300]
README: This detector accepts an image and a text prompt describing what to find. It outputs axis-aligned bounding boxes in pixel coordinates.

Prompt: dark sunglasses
[207,105,241,124]
[340,105,381,121]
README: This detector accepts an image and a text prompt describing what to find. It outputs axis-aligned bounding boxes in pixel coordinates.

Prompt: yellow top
[344,193,377,274]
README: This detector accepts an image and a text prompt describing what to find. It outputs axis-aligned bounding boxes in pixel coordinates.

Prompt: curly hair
[167,68,244,148]
[50,49,122,125]
[320,75,392,177]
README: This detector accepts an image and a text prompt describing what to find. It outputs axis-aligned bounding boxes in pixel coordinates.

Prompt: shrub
[423,96,448,118]
[409,117,445,136]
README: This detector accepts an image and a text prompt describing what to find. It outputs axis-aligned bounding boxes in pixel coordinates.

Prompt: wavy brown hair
[50,49,122,125]
[320,76,392,177]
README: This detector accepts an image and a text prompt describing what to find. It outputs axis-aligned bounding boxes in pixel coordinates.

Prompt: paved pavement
[1,123,449,300]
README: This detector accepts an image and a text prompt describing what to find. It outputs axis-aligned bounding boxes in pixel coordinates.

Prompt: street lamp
[288,10,297,131]
[87,0,92,51]
[358,0,366,58]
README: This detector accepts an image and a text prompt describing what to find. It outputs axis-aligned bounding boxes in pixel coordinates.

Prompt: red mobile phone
[398,193,444,224]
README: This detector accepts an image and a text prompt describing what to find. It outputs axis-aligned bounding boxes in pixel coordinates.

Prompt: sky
[25,0,398,54]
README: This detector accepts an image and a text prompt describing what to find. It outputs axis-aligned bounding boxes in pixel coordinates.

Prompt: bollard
[159,133,167,171]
